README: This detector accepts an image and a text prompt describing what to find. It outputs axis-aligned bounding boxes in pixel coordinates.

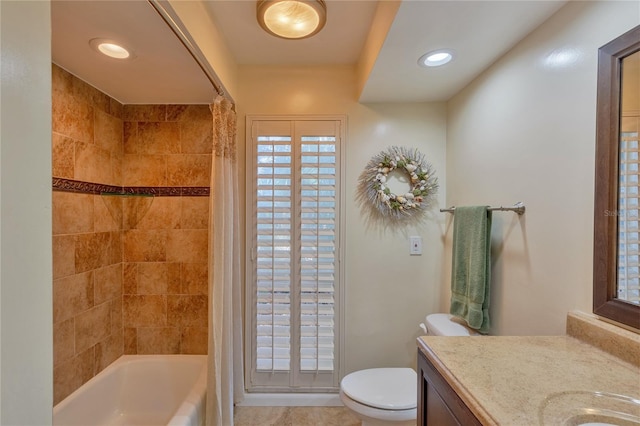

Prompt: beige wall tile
[123,263,138,294]
[180,326,207,354]
[75,140,112,184]
[52,89,94,143]
[95,332,123,374]
[75,232,114,273]
[122,196,155,230]
[125,122,180,155]
[139,122,180,155]
[110,298,123,334]
[166,229,208,263]
[94,109,123,154]
[166,105,190,121]
[109,231,122,265]
[53,318,75,367]
[53,235,76,279]
[122,154,167,186]
[53,271,94,324]
[124,328,137,354]
[123,295,167,327]
[181,197,209,229]
[52,133,75,179]
[136,262,168,295]
[180,118,213,154]
[109,98,123,119]
[123,105,166,122]
[123,122,137,154]
[182,263,208,295]
[94,264,122,305]
[70,72,109,113]
[53,192,94,235]
[112,148,123,186]
[167,155,211,187]
[75,302,111,353]
[136,327,180,354]
[53,356,78,405]
[94,195,121,232]
[53,346,95,405]
[52,63,73,95]
[134,197,181,230]
[168,263,182,294]
[77,347,96,388]
[167,295,207,327]
[123,229,167,262]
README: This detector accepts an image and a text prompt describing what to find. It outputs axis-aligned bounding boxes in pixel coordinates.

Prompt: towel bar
[440,202,525,215]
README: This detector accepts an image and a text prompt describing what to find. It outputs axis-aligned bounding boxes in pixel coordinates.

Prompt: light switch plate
[410,236,422,255]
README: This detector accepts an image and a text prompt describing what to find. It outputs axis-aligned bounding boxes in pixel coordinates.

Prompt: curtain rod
[147,0,227,99]
[440,202,525,215]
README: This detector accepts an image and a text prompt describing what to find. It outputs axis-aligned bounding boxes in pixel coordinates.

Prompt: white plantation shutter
[247,118,343,391]
[618,115,640,304]
[299,137,337,372]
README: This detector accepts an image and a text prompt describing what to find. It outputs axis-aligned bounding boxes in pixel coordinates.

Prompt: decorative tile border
[52,178,210,197]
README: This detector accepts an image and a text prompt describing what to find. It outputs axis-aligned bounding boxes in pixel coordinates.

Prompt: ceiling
[51,0,567,105]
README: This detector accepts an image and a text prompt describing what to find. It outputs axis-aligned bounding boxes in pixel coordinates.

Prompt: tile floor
[233,406,361,426]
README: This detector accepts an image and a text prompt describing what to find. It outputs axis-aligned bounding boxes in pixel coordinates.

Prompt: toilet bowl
[339,313,480,425]
[339,368,416,426]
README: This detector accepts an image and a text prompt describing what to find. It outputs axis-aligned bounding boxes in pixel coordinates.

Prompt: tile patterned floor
[233,406,361,426]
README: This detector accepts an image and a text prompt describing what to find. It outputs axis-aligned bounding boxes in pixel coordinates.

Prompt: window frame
[244,115,346,392]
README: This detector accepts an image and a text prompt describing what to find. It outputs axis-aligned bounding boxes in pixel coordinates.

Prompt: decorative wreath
[357,146,438,221]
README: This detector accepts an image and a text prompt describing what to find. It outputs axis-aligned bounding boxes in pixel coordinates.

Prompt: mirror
[593,25,640,329]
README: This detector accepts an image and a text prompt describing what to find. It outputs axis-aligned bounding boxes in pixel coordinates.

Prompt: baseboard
[236,393,343,407]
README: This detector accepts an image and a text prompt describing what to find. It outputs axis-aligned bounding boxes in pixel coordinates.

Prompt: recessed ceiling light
[89,38,135,60]
[418,49,455,68]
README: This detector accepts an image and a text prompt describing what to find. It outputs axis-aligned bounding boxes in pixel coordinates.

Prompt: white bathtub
[53,355,207,426]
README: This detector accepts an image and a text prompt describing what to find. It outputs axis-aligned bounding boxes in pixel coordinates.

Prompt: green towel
[449,206,492,334]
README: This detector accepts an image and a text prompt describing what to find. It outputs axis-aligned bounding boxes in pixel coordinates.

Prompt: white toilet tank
[424,313,480,336]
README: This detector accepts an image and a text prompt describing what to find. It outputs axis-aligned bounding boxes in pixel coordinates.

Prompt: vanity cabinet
[417,349,482,426]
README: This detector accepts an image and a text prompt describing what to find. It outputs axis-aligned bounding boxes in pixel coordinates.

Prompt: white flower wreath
[357,146,438,221]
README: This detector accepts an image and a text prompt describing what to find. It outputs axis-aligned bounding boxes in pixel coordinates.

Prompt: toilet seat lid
[341,368,417,410]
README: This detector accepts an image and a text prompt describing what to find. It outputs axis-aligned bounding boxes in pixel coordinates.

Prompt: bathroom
[1,0,639,424]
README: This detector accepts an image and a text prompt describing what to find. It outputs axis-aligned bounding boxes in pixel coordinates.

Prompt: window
[245,117,344,391]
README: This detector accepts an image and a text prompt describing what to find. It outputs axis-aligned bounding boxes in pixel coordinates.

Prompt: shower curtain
[206,95,244,426]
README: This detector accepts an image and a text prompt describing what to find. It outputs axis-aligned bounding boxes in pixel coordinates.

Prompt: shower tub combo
[53,355,207,426]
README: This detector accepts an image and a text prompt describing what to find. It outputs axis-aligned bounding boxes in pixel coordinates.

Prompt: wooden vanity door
[417,349,482,426]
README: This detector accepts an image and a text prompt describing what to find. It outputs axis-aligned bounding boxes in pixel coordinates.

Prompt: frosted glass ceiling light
[89,38,134,60]
[419,49,455,67]
[257,0,326,40]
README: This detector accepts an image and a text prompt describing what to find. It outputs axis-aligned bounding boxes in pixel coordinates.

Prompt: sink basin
[538,391,640,426]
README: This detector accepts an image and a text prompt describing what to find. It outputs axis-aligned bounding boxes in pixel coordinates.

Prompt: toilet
[339,313,479,426]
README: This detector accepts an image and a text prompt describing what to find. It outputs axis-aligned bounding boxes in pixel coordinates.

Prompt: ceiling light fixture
[418,49,455,68]
[89,38,134,60]
[257,0,326,40]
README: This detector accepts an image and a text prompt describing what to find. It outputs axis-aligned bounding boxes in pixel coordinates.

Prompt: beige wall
[237,65,447,373]
[446,1,640,335]
[0,1,53,424]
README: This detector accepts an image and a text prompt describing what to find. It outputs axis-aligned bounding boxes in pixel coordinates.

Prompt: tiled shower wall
[52,64,211,404]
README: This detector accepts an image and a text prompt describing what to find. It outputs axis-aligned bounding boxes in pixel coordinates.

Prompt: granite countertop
[417,312,640,425]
